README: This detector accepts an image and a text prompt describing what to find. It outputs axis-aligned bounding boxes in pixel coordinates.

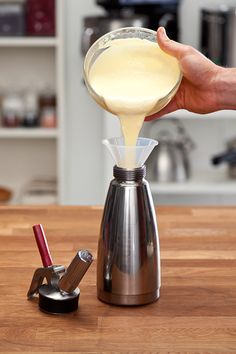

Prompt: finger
[145,99,179,121]
[157,27,189,60]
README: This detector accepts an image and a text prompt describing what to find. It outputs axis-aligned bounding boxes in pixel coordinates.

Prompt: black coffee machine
[97,0,180,39]
[81,0,180,56]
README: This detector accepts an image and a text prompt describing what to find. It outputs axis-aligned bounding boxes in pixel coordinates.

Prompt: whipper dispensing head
[27,224,93,314]
[103,137,158,169]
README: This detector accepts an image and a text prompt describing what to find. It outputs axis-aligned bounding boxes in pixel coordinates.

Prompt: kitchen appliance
[27,224,93,314]
[212,137,236,179]
[226,8,236,67]
[146,118,194,182]
[0,2,25,37]
[81,0,180,56]
[81,14,148,56]
[201,6,236,67]
[97,137,160,305]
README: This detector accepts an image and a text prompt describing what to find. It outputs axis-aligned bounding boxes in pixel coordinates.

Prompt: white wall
[64,0,104,204]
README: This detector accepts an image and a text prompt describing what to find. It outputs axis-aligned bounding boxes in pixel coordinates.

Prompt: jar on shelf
[40,107,56,128]
[39,89,57,128]
[0,2,25,37]
[2,93,24,128]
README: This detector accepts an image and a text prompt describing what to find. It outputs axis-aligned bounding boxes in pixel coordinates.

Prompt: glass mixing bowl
[83,26,182,116]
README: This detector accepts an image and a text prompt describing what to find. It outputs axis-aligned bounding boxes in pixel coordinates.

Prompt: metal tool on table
[27,224,93,314]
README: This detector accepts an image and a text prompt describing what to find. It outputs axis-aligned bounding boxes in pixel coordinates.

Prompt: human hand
[145,27,223,121]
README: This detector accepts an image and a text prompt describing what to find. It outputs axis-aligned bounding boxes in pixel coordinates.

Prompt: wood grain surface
[0,205,236,353]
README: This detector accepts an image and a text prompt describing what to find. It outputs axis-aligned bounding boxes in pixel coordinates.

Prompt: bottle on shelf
[23,90,39,127]
[1,92,24,128]
[39,87,57,128]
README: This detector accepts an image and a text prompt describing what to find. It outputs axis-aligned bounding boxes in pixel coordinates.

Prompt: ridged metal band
[113,165,146,182]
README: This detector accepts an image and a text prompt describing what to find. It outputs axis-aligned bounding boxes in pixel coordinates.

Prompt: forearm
[214,67,236,110]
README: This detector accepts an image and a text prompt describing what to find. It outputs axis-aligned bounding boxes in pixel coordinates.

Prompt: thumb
[157,27,187,60]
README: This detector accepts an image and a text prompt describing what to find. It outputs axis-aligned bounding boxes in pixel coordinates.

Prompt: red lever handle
[32,224,53,267]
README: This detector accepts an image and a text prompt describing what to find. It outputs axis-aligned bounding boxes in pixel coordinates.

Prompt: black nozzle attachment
[212,150,236,166]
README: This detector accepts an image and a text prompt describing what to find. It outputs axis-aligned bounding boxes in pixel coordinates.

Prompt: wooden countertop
[1,205,236,353]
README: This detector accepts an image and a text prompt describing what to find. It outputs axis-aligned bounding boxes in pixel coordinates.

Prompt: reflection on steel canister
[97,165,161,306]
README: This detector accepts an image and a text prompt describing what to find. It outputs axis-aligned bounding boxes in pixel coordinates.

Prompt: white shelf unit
[0,0,65,205]
[150,170,236,195]
[149,166,236,206]
[0,128,59,138]
[140,109,236,205]
[0,37,59,47]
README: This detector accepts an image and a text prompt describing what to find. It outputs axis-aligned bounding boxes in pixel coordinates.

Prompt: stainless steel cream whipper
[97,137,161,306]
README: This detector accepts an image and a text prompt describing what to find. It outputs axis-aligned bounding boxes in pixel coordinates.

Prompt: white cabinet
[0,0,65,204]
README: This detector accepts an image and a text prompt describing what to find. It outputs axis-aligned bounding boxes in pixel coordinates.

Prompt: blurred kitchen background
[0,0,236,206]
